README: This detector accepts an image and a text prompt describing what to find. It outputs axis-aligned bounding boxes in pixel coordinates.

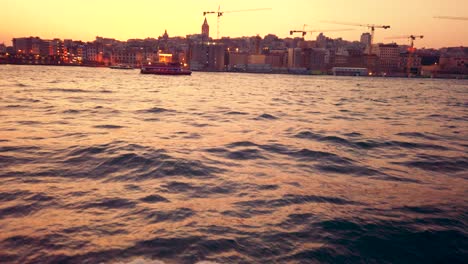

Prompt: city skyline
[1,0,467,48]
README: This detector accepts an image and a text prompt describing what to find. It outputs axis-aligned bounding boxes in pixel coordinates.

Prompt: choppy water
[0,65,467,263]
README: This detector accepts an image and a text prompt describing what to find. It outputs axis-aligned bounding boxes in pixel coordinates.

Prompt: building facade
[375,43,400,74]
[13,37,42,55]
[360,33,372,52]
[189,42,225,71]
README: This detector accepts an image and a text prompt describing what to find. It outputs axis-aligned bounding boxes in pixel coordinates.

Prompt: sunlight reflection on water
[0,65,467,263]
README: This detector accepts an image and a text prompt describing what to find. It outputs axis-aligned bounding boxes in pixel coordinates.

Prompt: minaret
[202,18,209,41]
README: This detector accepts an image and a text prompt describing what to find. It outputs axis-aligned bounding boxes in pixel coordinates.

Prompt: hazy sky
[1,0,467,48]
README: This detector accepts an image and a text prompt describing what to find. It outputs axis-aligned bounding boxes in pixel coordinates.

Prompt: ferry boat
[331,67,369,76]
[140,62,192,76]
[109,64,134,70]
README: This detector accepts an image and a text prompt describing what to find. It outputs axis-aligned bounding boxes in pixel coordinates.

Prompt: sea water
[0,65,467,263]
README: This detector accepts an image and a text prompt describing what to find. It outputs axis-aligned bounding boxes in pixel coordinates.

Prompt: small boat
[140,62,192,75]
[109,64,134,70]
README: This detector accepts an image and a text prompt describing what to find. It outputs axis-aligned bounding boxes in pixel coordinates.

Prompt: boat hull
[140,69,192,75]
[109,65,134,70]
[140,63,192,75]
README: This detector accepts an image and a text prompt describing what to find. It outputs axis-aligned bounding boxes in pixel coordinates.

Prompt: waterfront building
[84,42,104,64]
[13,37,42,55]
[189,42,225,71]
[246,54,272,73]
[333,47,350,66]
[3,31,465,77]
[288,48,303,69]
[267,50,288,69]
[39,40,51,56]
[248,54,266,64]
[227,52,248,71]
[345,48,366,68]
[439,55,468,74]
[399,52,423,75]
[111,48,138,66]
[375,43,400,74]
[303,48,328,71]
[0,43,6,53]
[50,39,65,56]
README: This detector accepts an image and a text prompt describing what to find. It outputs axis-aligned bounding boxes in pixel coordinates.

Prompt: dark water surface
[0,65,467,263]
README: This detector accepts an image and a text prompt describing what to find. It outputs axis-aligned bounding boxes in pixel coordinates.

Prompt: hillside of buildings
[1,29,466,78]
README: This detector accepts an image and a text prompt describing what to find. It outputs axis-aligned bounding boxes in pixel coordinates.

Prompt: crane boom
[290,30,307,37]
[386,35,424,47]
[203,6,272,39]
[222,8,272,15]
[289,28,354,38]
[387,34,424,77]
[321,20,391,54]
[203,11,217,15]
[321,20,390,29]
[434,16,468,21]
[388,35,424,40]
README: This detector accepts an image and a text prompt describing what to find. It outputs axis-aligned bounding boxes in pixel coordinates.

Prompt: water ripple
[0,66,466,263]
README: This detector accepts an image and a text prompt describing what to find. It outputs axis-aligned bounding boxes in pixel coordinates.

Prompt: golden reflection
[0,66,466,262]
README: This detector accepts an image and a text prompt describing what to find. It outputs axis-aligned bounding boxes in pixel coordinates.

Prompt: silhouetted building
[112,48,138,66]
[288,48,303,69]
[364,54,379,73]
[159,30,170,51]
[202,18,209,41]
[439,55,468,74]
[4,31,466,77]
[333,47,349,66]
[227,51,248,71]
[187,34,204,43]
[39,40,51,56]
[268,50,288,68]
[316,33,327,48]
[360,33,372,52]
[189,42,225,71]
[95,36,117,46]
[13,37,42,55]
[0,43,6,64]
[84,42,105,64]
[254,35,262,54]
[399,52,422,75]
[50,39,65,56]
[304,48,328,71]
[246,54,272,72]
[375,43,400,74]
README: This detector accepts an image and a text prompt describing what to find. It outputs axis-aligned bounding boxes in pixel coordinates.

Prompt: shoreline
[1,63,467,79]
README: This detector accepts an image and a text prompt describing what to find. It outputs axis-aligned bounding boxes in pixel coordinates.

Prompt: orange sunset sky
[1,0,467,48]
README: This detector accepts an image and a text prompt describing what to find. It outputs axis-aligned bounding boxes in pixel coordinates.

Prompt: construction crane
[289,28,354,39]
[434,16,468,21]
[288,24,312,37]
[321,21,391,54]
[387,35,424,76]
[203,6,272,39]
